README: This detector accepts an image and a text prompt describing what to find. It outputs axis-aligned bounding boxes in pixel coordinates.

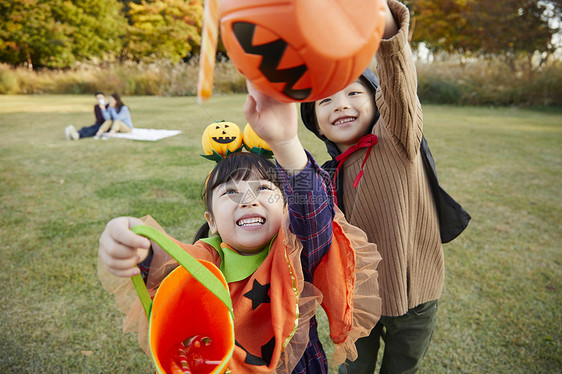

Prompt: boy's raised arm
[375,0,423,160]
[382,0,399,39]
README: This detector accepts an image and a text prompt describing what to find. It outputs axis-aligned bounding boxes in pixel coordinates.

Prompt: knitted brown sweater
[341,0,443,317]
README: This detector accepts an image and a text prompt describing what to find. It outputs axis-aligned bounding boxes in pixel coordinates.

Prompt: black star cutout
[236,337,276,367]
[244,279,271,310]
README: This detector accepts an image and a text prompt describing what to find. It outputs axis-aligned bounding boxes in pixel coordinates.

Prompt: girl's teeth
[237,217,264,226]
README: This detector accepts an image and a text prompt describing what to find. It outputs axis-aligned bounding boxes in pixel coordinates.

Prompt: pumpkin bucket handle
[129,225,233,318]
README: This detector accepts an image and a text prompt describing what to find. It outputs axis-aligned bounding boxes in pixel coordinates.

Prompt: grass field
[0,95,560,373]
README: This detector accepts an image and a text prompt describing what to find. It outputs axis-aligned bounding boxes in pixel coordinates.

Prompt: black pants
[339,300,439,374]
[78,123,102,138]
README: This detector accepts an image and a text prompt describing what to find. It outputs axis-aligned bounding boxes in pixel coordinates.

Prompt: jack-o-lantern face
[220,0,387,103]
[202,122,243,160]
[242,123,273,158]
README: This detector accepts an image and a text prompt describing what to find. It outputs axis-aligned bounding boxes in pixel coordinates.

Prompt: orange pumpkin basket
[130,225,234,374]
[220,0,387,102]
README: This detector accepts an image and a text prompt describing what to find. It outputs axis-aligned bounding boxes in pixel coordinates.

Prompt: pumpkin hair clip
[201,121,244,163]
[201,121,273,163]
[242,123,273,158]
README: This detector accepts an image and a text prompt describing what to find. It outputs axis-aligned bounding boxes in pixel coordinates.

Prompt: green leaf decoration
[200,150,224,163]
[200,145,245,163]
[225,145,244,157]
[243,144,274,158]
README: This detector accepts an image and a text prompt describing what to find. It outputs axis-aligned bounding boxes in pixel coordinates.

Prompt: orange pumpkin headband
[201,121,273,163]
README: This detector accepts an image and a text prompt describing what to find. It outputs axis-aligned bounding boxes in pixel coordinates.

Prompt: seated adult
[65,91,108,140]
[95,93,133,138]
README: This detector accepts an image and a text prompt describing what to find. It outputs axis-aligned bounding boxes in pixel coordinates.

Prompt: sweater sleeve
[112,106,133,128]
[374,0,423,161]
[118,106,133,128]
[276,151,335,282]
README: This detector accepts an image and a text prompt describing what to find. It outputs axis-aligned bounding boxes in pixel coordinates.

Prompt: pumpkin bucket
[130,225,234,374]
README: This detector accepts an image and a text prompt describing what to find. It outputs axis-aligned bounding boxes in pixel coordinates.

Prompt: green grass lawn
[1,95,560,373]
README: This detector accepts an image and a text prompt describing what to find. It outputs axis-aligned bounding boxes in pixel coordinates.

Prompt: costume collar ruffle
[200,235,275,283]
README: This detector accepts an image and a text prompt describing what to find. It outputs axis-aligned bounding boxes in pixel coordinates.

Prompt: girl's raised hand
[243,81,298,146]
[98,217,151,278]
[243,81,307,174]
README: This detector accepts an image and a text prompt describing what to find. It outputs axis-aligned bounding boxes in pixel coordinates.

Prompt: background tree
[405,0,561,70]
[0,0,127,69]
[402,0,468,53]
[124,0,203,63]
[65,0,128,63]
[117,0,143,16]
[0,0,59,69]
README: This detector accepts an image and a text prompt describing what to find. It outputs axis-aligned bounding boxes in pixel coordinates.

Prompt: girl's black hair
[192,152,284,243]
[111,93,125,113]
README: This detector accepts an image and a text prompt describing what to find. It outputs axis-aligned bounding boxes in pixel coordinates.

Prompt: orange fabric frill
[98,208,381,372]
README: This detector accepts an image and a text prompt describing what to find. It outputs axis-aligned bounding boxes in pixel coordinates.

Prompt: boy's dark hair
[301,101,319,135]
[94,91,105,96]
[193,152,284,243]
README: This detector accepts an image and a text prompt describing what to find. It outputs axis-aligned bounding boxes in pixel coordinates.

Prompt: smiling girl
[98,84,381,373]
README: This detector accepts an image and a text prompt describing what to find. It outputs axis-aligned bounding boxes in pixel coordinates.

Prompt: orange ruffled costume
[99,208,381,373]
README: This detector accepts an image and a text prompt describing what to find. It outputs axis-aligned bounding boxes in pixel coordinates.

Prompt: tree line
[404,0,561,71]
[0,0,560,70]
[0,0,204,69]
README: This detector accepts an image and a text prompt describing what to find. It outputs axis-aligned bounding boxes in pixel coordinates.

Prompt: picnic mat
[108,128,182,141]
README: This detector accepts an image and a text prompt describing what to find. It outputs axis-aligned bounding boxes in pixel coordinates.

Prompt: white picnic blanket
[108,128,182,141]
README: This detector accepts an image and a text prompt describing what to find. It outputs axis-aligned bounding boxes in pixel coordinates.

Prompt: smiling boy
[300,0,470,373]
